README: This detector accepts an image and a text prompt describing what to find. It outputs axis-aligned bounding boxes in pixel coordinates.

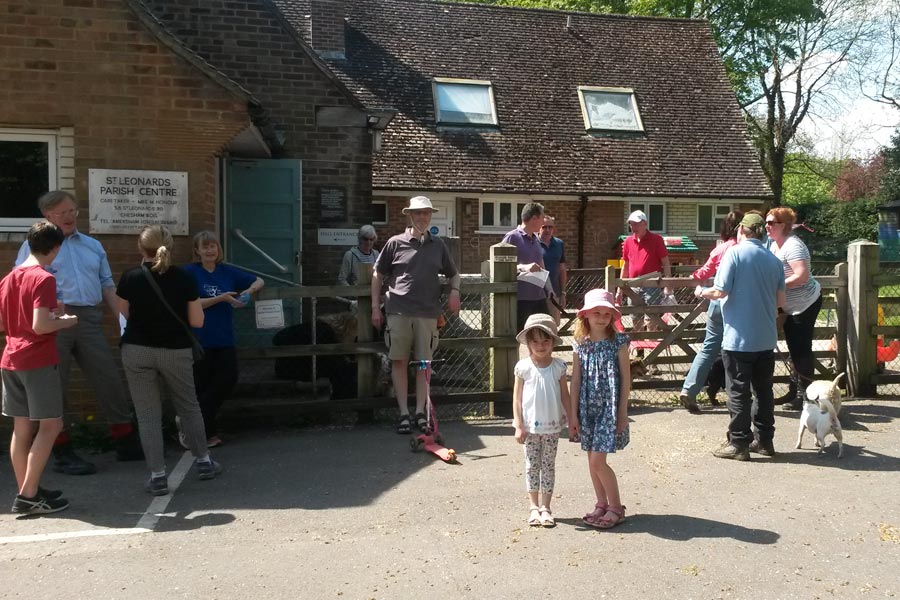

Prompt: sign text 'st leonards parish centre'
[89,169,189,235]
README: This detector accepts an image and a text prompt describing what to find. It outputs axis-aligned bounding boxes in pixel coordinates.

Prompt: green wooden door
[224,158,302,346]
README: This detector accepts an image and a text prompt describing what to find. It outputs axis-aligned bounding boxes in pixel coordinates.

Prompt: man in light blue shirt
[697,212,785,461]
[16,191,139,474]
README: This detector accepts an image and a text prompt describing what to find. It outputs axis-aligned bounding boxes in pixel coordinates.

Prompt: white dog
[796,373,845,458]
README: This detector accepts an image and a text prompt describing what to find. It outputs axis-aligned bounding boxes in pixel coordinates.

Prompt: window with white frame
[697,204,732,235]
[372,200,387,225]
[578,86,644,132]
[0,129,57,230]
[629,202,665,232]
[433,78,498,126]
[480,200,526,230]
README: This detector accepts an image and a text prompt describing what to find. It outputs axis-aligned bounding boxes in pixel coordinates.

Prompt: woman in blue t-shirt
[183,231,264,447]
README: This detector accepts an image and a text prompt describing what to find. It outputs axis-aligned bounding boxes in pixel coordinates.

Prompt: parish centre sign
[89,169,189,235]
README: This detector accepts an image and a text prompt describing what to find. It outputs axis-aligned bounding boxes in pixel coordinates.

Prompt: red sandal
[586,505,626,529]
[583,501,608,522]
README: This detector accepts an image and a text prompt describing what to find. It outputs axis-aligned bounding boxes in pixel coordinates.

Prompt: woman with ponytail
[116,225,222,495]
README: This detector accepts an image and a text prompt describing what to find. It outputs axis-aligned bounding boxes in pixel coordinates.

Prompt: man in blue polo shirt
[539,215,567,324]
[503,202,549,331]
[697,212,785,461]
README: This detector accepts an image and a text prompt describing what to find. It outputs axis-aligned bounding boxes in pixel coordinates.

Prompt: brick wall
[309,0,345,57]
[0,0,252,420]
[141,0,375,285]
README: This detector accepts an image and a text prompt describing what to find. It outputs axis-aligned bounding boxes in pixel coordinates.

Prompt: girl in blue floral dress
[570,289,631,529]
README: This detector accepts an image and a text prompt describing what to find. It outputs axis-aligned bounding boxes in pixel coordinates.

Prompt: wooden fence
[232,240,892,414]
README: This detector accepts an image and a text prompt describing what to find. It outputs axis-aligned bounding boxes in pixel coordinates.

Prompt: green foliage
[882,129,900,204]
[790,198,879,261]
[782,153,837,205]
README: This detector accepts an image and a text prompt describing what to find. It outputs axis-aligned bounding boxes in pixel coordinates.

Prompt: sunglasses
[765,220,781,225]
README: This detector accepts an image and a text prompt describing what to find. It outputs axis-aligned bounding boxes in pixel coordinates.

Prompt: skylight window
[578,86,644,132]
[433,78,498,126]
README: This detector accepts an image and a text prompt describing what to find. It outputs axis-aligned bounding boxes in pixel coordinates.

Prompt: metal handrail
[224,262,298,287]
[232,228,289,273]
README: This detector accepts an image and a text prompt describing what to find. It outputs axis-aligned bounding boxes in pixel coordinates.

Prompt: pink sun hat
[577,289,622,319]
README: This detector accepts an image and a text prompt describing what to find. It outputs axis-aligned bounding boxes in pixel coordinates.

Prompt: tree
[858,0,900,112]
[741,0,877,204]
[834,153,884,202]
[781,151,837,205]
[882,129,900,204]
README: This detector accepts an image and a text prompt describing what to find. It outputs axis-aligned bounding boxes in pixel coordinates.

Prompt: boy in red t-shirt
[1,221,79,515]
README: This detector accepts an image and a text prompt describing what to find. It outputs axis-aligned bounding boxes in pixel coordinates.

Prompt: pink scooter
[409,360,457,463]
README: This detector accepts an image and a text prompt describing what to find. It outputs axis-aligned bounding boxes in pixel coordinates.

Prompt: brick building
[1,0,771,417]
[0,0,382,416]
[310,0,773,271]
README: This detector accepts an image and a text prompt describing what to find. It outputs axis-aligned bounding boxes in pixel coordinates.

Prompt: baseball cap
[627,210,648,223]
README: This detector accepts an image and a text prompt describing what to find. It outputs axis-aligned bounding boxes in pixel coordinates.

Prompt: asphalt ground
[1,399,899,599]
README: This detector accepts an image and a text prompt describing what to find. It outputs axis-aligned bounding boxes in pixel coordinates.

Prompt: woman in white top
[765,207,822,410]
[512,313,571,528]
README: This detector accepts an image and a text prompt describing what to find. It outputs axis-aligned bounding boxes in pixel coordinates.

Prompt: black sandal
[414,412,428,433]
[397,415,411,434]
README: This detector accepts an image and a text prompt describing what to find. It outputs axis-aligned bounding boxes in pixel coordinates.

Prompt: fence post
[489,243,517,415]
[604,265,617,293]
[356,264,375,399]
[834,262,848,381]
[847,242,879,397]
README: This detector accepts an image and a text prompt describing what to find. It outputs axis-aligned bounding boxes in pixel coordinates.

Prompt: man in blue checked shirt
[16,191,141,474]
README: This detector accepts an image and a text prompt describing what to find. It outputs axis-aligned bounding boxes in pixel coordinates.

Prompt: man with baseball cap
[696,212,786,460]
[616,210,671,335]
[372,196,461,435]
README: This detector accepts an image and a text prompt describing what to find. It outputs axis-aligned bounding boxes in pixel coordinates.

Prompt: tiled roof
[306,0,772,199]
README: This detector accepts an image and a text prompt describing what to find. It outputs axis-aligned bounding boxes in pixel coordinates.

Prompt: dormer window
[433,78,498,126]
[578,86,644,132]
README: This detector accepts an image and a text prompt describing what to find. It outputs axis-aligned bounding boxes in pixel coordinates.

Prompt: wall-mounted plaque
[88,169,188,234]
[319,187,347,224]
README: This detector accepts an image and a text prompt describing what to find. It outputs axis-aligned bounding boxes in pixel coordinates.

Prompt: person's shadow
[556,514,779,544]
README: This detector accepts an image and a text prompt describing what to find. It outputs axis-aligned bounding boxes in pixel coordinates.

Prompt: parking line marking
[0,451,194,546]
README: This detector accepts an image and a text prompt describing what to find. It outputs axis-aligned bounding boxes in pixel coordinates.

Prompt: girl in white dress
[512,313,571,528]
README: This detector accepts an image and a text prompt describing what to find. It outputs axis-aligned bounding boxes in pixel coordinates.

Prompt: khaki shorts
[385,314,439,361]
[2,366,63,420]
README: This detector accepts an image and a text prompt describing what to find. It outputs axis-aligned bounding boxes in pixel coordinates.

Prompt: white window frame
[577,86,644,132]
[629,202,666,233]
[0,129,58,231]
[479,199,526,231]
[432,77,499,126]
[372,200,387,225]
[696,203,732,235]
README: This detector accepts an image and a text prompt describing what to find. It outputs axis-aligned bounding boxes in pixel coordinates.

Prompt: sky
[805,98,898,158]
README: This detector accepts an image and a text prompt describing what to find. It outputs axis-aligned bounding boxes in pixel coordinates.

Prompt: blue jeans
[681,300,723,399]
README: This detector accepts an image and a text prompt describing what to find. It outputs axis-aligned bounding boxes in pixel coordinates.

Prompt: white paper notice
[255,299,285,329]
[517,269,549,289]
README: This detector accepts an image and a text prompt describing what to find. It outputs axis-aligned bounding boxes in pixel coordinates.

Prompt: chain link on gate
[431,276,492,419]
[875,262,900,396]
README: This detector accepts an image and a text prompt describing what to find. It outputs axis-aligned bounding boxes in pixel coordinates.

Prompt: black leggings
[783,293,823,385]
[193,347,239,438]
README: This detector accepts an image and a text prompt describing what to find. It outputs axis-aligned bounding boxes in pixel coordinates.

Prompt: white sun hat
[402,196,440,214]
[627,210,648,223]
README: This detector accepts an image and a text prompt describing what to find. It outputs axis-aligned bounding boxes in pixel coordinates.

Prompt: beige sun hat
[515,313,562,345]
[401,196,440,214]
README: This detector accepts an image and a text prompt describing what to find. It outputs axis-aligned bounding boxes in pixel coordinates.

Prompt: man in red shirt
[1,221,79,515]
[616,210,672,333]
